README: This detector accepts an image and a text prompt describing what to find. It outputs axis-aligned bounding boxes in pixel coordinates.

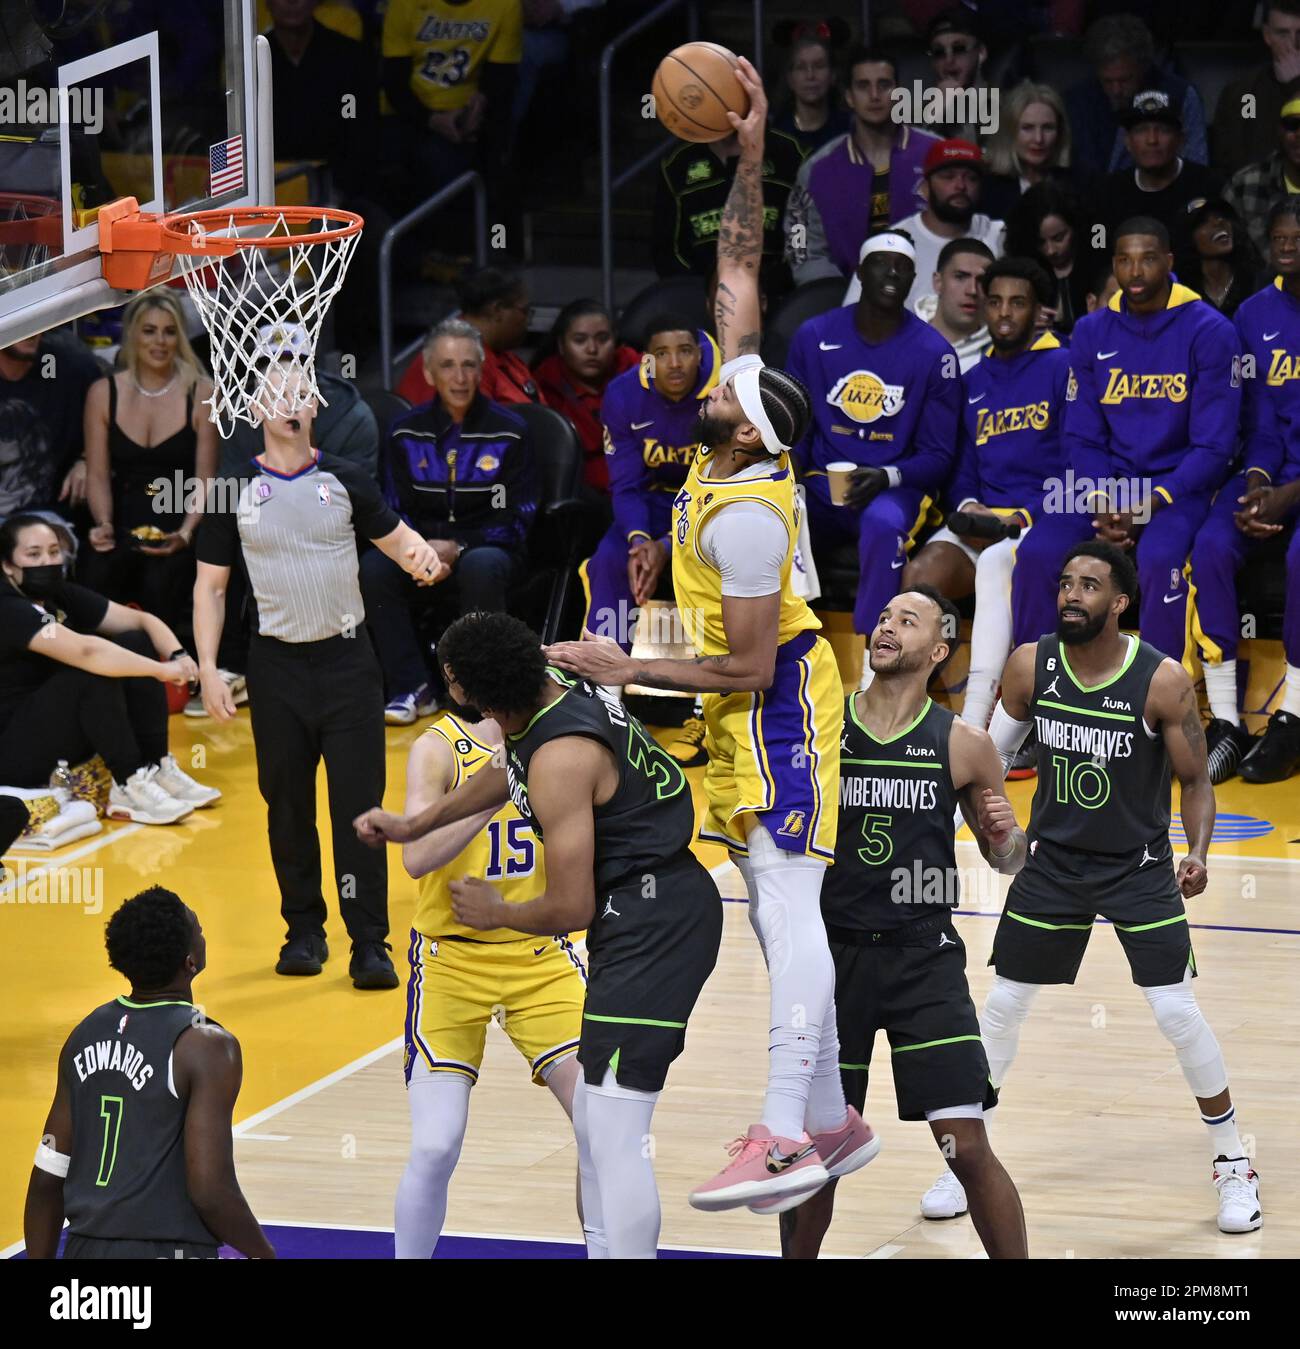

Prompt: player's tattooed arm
[1151,660,1213,897]
[950,720,1027,872]
[714,56,766,365]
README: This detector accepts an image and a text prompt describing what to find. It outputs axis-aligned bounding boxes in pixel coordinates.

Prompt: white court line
[238,1133,291,1142]
[0,822,145,898]
[863,1242,904,1259]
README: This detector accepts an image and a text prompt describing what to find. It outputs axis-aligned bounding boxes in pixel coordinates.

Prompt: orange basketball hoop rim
[97,197,364,291]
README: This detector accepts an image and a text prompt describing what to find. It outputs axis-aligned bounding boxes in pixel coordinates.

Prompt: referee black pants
[246,632,388,945]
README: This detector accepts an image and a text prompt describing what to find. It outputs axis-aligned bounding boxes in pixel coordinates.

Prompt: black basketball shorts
[829,912,997,1122]
[989,835,1196,988]
[62,1234,220,1259]
[579,849,723,1092]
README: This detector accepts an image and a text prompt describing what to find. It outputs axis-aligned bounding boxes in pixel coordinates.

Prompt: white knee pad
[980,976,1038,1035]
[1143,977,1229,1097]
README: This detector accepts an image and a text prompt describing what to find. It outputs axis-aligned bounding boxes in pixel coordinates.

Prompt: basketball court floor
[3,710,1297,1260]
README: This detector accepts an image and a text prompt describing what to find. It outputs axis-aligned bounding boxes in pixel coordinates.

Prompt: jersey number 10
[1050,755,1112,809]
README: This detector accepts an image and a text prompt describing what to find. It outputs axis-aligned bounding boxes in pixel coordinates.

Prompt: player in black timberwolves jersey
[354,612,723,1259]
[921,542,1261,1235]
[776,586,1029,1259]
[24,887,274,1258]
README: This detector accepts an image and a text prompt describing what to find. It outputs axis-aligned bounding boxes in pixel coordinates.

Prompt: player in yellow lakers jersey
[547,61,875,1216]
[395,706,598,1257]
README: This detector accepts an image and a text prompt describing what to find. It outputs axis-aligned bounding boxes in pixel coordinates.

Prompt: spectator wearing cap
[921,8,993,144]
[843,138,1006,315]
[1180,198,1262,319]
[363,318,536,724]
[1212,1,1300,177]
[1222,84,1300,258]
[653,118,803,298]
[770,21,852,159]
[980,81,1076,222]
[1065,14,1208,182]
[927,237,994,371]
[397,267,546,408]
[784,46,938,285]
[1095,91,1220,269]
[784,230,960,667]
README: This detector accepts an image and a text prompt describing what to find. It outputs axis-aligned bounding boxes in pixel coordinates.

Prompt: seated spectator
[902,257,1086,728]
[1066,14,1208,182]
[1212,1,1300,176]
[362,319,535,723]
[1223,85,1300,258]
[770,21,852,158]
[531,299,639,494]
[785,232,959,676]
[1086,259,1120,312]
[80,293,217,644]
[1006,181,1098,333]
[921,7,993,142]
[397,266,544,406]
[653,114,803,298]
[843,139,1006,313]
[581,315,719,650]
[0,328,103,525]
[1094,91,1220,267]
[1180,197,1262,319]
[0,513,216,823]
[926,237,994,369]
[784,46,938,285]
[380,0,520,204]
[981,81,1075,221]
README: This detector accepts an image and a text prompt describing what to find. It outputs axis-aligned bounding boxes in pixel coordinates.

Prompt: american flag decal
[209,134,244,196]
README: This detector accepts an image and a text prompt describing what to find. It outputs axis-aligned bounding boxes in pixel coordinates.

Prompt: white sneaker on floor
[184,669,247,717]
[1214,1157,1261,1233]
[920,1169,968,1219]
[107,766,194,825]
[154,754,221,807]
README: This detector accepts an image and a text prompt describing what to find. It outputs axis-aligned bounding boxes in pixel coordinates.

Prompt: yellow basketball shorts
[700,629,842,861]
[403,929,587,1087]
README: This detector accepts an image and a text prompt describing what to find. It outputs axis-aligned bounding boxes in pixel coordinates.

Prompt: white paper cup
[826,461,858,507]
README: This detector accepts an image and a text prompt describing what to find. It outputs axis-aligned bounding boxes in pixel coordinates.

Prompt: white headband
[858,232,917,264]
[731,362,788,455]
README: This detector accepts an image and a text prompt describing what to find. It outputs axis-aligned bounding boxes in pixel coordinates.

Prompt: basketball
[652,42,749,143]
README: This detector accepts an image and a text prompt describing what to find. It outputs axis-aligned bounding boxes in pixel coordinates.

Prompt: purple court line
[718,895,1300,935]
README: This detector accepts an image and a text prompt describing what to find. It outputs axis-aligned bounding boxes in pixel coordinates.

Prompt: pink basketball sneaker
[688,1125,829,1212]
[748,1107,881,1214]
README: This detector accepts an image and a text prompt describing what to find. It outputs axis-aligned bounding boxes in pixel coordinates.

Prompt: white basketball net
[170,210,361,438]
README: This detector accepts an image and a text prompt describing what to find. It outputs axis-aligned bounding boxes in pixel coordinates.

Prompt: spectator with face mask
[0,514,214,825]
[844,139,1006,314]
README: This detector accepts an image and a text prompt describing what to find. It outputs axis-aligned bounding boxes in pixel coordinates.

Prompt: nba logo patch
[117,1014,128,1034]
[1170,568,1180,590]
[777,811,806,838]
[317,483,331,507]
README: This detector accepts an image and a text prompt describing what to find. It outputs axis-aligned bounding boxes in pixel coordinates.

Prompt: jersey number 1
[95,1094,124,1188]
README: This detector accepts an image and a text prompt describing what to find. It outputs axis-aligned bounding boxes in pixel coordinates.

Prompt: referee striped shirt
[196,452,399,643]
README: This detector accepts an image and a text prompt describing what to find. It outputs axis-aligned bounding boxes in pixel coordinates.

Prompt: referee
[193,363,444,989]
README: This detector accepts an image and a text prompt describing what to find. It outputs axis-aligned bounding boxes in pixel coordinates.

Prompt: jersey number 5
[857,812,894,865]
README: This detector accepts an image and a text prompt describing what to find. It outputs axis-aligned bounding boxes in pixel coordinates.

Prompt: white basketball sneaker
[154,754,222,807]
[107,766,194,825]
[1213,1157,1261,1233]
[920,1169,968,1219]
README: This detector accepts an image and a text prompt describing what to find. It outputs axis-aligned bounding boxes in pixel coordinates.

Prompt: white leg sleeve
[1143,973,1230,1098]
[394,1064,472,1258]
[569,1076,609,1259]
[962,538,1018,730]
[979,976,1040,1089]
[744,823,844,1139]
[1202,659,1240,726]
[583,1066,662,1259]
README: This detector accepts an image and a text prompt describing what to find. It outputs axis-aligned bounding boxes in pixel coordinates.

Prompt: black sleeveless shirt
[822,694,962,931]
[1027,634,1171,853]
[61,996,219,1245]
[109,376,198,534]
[506,671,696,889]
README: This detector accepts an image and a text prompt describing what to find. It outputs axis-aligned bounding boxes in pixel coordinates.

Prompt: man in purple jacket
[784,46,938,286]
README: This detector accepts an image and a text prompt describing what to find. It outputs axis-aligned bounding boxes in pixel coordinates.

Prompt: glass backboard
[0,0,265,345]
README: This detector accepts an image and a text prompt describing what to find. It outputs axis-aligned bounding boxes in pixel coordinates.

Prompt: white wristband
[34,1141,70,1177]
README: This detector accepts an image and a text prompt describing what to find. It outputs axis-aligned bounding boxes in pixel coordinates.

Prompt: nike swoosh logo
[533,946,548,956]
[1264,331,1281,341]
[765,1141,817,1173]
[819,341,843,351]
[967,393,986,404]
[630,420,655,430]
[890,559,905,569]
[1097,350,1119,360]
[1162,592,1182,604]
